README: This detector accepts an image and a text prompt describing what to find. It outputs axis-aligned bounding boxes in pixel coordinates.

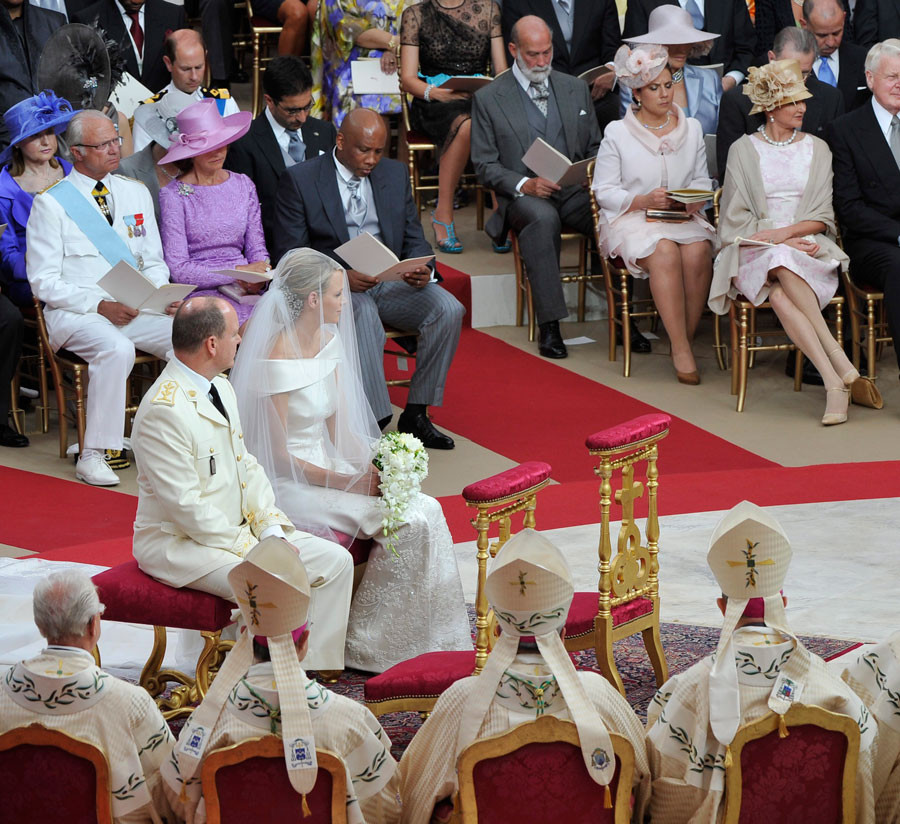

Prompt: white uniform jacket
[132,359,295,587]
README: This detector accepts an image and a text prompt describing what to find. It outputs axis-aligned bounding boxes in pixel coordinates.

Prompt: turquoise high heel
[431,211,464,253]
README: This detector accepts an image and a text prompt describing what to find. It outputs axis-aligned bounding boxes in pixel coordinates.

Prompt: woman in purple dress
[158,100,269,327]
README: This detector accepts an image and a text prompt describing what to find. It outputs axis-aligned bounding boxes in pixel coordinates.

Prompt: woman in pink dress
[592,45,716,385]
[712,59,882,425]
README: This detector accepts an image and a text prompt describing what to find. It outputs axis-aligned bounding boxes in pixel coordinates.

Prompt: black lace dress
[400,0,501,152]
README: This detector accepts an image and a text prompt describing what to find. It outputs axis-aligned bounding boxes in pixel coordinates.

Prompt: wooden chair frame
[15,306,51,434]
[0,723,114,823]
[246,0,283,116]
[456,716,635,824]
[202,737,348,824]
[723,704,860,824]
[565,427,669,695]
[840,268,891,381]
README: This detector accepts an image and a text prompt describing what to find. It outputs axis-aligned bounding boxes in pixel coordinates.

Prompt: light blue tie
[818,56,837,87]
[684,0,704,30]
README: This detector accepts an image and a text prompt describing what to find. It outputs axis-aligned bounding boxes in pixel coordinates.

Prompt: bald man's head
[510,15,553,81]
[801,0,845,57]
[164,29,208,94]
[173,297,241,376]
[335,108,386,178]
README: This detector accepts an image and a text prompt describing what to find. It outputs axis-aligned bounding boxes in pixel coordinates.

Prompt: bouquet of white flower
[373,431,429,557]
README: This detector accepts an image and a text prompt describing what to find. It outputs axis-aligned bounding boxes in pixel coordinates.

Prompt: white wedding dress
[264,342,472,673]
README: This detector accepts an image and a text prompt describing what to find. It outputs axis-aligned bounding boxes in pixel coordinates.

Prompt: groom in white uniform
[131,296,354,672]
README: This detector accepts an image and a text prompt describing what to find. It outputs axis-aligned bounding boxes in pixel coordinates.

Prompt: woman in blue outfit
[619,6,722,136]
[0,92,74,307]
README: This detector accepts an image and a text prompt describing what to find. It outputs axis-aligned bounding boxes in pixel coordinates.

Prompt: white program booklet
[736,237,778,248]
[335,232,434,280]
[577,65,612,85]
[521,137,592,187]
[667,188,717,204]
[109,73,154,118]
[439,75,492,92]
[350,59,401,95]
[98,260,195,314]
[213,268,272,284]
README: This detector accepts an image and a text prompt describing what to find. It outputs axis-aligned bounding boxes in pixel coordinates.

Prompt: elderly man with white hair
[0,572,175,823]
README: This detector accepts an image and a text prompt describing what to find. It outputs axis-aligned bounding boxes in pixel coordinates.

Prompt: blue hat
[0,91,75,167]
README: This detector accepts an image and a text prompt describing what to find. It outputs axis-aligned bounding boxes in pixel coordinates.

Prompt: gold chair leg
[729,306,739,396]
[793,351,803,392]
[74,369,86,456]
[594,623,625,697]
[526,279,536,343]
[37,338,49,433]
[621,272,631,378]
[195,630,223,698]
[737,305,750,412]
[140,626,168,698]
[713,313,727,371]
[867,298,877,380]
[642,624,669,688]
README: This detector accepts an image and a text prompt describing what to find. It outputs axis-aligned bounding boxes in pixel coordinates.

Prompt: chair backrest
[0,723,113,824]
[456,715,634,824]
[723,705,860,824]
[202,736,349,824]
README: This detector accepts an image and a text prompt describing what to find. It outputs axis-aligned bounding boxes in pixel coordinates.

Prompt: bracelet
[388,35,396,52]
[424,83,434,101]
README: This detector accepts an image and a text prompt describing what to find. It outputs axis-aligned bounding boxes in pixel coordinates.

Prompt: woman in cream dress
[230,248,471,673]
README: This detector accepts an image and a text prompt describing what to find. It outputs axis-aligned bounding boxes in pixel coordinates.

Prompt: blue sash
[46,179,137,269]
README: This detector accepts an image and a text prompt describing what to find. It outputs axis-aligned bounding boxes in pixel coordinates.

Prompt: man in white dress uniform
[0,572,175,824]
[26,109,174,487]
[397,529,649,824]
[163,539,401,824]
[131,297,353,672]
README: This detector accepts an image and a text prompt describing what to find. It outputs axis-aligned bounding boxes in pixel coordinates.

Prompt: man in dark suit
[0,0,64,150]
[272,108,464,449]
[830,39,900,376]
[623,0,755,90]
[717,27,845,175]
[802,0,871,110]
[471,15,601,359]
[500,0,621,130]
[226,56,335,255]
[853,0,900,48]
[73,0,185,93]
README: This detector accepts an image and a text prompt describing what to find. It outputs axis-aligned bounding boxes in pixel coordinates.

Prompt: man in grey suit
[272,108,463,450]
[471,15,601,358]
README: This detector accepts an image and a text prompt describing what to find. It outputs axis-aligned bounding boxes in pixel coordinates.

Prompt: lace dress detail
[400,0,501,151]
[735,136,839,309]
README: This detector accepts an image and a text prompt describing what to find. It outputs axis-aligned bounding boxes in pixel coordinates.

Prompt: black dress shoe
[538,321,567,359]
[397,409,455,449]
[0,424,28,447]
[784,353,824,386]
[616,323,652,353]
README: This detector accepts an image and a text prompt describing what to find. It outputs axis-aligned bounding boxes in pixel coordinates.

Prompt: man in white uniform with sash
[645,501,877,824]
[26,109,175,487]
[397,528,649,824]
[0,572,175,823]
[162,538,401,824]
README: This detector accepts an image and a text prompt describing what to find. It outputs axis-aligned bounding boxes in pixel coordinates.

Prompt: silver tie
[287,129,305,163]
[890,117,900,170]
[530,81,549,116]
[346,175,368,233]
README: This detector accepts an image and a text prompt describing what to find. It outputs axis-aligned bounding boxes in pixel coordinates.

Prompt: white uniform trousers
[190,532,355,671]
[52,310,173,451]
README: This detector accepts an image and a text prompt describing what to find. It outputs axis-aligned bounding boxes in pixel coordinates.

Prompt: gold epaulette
[152,380,178,405]
[202,87,231,99]
[141,89,167,105]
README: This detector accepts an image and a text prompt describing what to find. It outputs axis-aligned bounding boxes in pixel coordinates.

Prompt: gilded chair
[13,302,50,434]
[455,715,635,824]
[364,461,552,717]
[841,268,891,381]
[723,705,860,824]
[588,160,659,377]
[202,737,348,824]
[564,414,670,696]
[0,723,113,824]
[384,325,419,389]
[246,0,283,115]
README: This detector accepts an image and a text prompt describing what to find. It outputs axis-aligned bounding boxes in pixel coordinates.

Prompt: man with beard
[471,15,601,360]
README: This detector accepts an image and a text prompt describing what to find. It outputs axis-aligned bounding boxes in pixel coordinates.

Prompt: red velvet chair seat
[364,650,476,704]
[564,592,654,639]
[250,14,279,26]
[332,529,373,567]
[406,128,435,146]
[462,461,552,503]
[92,560,233,631]
[585,413,671,451]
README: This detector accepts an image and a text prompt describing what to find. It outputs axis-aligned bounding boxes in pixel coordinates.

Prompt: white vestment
[26,168,173,450]
[0,647,174,823]
[132,359,354,670]
[396,653,651,824]
[646,627,877,824]
[161,661,401,824]
[843,632,900,824]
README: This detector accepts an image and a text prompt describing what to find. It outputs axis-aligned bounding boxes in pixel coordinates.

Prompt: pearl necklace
[757,123,798,146]
[640,112,671,131]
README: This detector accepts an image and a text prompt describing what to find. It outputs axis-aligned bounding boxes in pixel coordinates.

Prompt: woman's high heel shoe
[676,370,700,385]
[822,387,850,426]
[826,348,884,409]
[431,212,464,254]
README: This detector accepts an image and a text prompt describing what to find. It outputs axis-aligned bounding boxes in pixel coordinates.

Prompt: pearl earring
[769,116,775,122]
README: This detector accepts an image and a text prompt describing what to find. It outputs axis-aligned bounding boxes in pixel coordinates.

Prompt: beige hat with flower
[613,44,670,90]
[745,59,813,115]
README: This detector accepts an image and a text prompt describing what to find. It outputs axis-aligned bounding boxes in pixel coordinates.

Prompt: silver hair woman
[32,571,105,643]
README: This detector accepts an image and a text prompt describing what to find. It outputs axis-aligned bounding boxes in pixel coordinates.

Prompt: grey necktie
[530,81,549,116]
[557,0,569,13]
[346,175,368,232]
[890,116,900,170]
[287,129,305,163]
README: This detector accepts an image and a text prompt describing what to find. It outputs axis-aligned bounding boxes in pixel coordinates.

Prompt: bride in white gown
[230,248,471,672]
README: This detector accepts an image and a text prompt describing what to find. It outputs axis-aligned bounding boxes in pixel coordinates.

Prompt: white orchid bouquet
[372,431,429,557]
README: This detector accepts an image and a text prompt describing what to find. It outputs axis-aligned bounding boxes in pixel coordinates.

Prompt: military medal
[124,214,147,270]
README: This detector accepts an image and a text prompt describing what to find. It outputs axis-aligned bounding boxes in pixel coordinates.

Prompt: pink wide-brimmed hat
[626,5,719,46]
[157,98,251,164]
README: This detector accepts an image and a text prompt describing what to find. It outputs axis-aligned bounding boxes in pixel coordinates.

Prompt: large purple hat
[157,99,251,164]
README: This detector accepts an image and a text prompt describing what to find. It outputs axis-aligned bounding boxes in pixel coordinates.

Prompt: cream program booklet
[350,59,401,95]
[335,232,434,280]
[213,268,273,284]
[98,260,195,314]
[522,138,592,187]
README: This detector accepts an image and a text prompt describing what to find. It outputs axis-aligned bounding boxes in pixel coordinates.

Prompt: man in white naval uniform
[0,572,175,824]
[26,109,175,487]
[131,29,240,152]
[131,297,354,673]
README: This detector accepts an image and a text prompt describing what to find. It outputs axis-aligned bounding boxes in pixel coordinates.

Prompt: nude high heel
[822,387,850,426]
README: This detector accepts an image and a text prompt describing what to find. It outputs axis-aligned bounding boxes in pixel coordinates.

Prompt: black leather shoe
[0,424,28,447]
[397,409,455,449]
[616,323,652,353]
[784,353,824,386]
[538,321,567,359]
